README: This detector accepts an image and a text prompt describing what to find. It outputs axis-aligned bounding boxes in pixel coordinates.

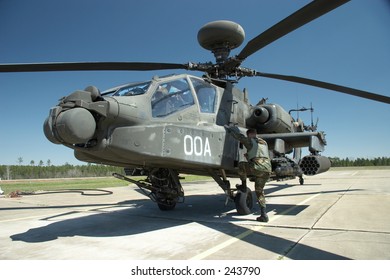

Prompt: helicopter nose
[45,107,96,144]
[43,114,60,144]
[56,108,96,144]
[44,85,107,145]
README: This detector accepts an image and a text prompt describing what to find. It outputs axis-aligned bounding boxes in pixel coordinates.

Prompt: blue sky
[0,0,389,166]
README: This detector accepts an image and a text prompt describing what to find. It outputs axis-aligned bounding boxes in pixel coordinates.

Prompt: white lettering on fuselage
[184,135,211,157]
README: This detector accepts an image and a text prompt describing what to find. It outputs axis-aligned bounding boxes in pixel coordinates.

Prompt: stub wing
[259,131,327,154]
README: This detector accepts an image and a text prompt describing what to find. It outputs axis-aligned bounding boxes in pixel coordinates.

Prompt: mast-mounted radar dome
[197,20,245,64]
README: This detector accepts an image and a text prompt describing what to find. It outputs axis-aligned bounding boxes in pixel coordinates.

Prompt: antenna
[310,102,314,129]
[289,103,318,132]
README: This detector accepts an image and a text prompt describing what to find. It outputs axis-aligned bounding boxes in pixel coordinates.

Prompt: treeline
[0,164,124,180]
[329,157,390,167]
[1,157,390,180]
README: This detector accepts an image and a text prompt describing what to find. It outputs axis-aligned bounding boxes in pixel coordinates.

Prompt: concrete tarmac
[1,168,390,260]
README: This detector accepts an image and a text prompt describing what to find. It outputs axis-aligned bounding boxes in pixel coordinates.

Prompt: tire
[157,200,176,211]
[234,187,254,215]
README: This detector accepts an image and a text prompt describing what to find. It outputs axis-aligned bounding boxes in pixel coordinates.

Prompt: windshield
[190,77,217,113]
[151,78,194,118]
[112,81,151,96]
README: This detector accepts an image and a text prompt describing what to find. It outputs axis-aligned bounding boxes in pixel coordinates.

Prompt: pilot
[154,86,168,101]
[225,126,272,222]
[152,86,171,117]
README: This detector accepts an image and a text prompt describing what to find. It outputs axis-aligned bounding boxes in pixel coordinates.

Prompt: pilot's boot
[236,180,247,192]
[256,206,269,223]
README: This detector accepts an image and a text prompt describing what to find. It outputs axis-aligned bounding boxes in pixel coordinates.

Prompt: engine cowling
[246,104,294,133]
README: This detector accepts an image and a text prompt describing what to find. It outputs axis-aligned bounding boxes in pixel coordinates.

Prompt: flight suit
[226,126,272,222]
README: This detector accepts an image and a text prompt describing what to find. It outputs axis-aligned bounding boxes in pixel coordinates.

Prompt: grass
[1,167,389,196]
[0,175,211,195]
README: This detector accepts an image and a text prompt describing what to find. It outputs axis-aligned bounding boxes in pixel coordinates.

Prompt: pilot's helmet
[154,86,168,100]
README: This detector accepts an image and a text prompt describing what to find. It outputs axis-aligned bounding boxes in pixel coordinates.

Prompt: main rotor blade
[0,62,188,72]
[237,0,350,61]
[256,71,390,104]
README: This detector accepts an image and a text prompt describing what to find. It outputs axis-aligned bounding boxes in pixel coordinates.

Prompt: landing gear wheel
[234,187,253,215]
[148,168,183,211]
[157,199,176,211]
[299,176,304,185]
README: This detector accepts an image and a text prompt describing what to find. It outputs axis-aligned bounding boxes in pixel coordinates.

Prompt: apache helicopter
[1,0,390,215]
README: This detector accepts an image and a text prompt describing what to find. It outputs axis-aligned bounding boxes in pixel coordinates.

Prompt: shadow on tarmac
[9,190,351,260]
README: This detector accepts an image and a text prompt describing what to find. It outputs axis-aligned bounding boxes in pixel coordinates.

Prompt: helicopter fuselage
[44,73,329,181]
[45,74,242,174]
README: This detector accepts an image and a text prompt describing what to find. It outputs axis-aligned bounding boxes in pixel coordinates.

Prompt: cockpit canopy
[102,75,218,118]
[113,81,151,97]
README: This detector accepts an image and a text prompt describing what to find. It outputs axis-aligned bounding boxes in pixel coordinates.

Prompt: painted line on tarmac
[189,193,321,260]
